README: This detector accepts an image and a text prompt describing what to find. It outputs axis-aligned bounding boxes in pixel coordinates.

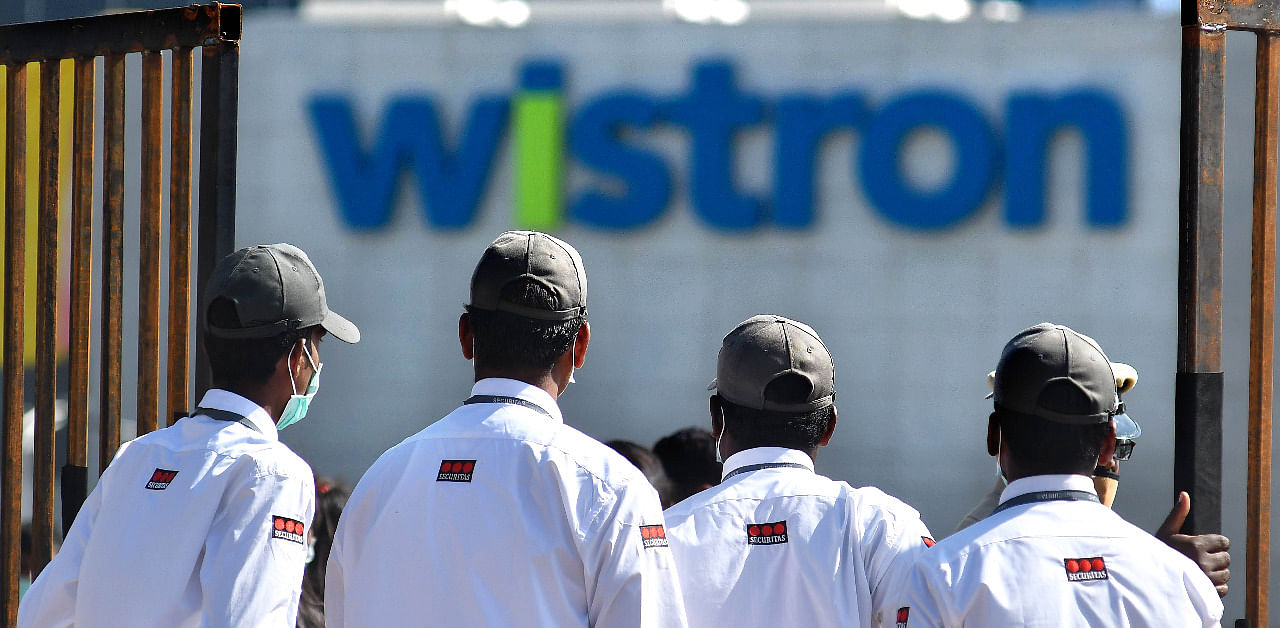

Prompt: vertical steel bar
[137,51,162,436]
[100,54,124,471]
[167,48,193,426]
[2,61,28,628]
[63,56,93,534]
[1247,30,1278,628]
[1175,23,1226,535]
[32,58,60,577]
[195,42,239,396]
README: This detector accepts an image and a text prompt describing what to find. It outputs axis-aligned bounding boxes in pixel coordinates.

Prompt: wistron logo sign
[309,59,1128,233]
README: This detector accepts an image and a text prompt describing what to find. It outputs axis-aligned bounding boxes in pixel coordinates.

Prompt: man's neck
[221,384,283,421]
[474,369,561,400]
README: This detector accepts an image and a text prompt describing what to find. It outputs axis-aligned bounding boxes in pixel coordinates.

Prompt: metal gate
[0,4,240,624]
[1179,1,1280,626]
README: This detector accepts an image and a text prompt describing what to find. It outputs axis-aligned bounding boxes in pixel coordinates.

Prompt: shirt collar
[195,389,279,441]
[721,446,815,481]
[470,378,564,424]
[998,473,1097,505]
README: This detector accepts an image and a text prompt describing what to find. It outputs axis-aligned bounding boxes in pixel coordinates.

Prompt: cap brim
[707,378,718,392]
[322,309,360,344]
[1113,411,1140,440]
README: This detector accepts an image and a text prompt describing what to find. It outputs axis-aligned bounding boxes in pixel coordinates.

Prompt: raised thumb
[1157,491,1191,538]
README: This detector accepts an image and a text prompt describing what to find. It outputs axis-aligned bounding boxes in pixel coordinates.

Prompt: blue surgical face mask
[277,341,321,431]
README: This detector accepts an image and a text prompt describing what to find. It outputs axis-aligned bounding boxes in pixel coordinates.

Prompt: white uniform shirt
[18,389,315,628]
[326,378,688,627]
[904,474,1223,627]
[663,447,933,628]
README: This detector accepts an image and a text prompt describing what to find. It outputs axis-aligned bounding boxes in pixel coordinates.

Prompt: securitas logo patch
[1064,556,1109,582]
[639,524,669,548]
[896,607,910,628]
[922,536,936,548]
[271,516,305,544]
[746,520,788,545]
[437,459,476,482]
[145,468,178,490]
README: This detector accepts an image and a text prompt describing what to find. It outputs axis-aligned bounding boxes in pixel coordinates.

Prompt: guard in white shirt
[18,243,361,628]
[664,315,933,628]
[902,323,1222,627]
[326,231,687,627]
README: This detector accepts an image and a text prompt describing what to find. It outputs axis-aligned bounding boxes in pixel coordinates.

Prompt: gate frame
[1179,1,1279,626]
[0,5,240,624]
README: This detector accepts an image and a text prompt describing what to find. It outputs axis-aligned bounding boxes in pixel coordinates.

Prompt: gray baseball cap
[708,315,835,413]
[992,322,1117,425]
[467,231,587,321]
[203,243,360,343]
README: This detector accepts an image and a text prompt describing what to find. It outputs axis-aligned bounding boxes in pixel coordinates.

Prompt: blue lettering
[773,94,869,228]
[664,61,766,230]
[860,91,997,230]
[308,94,508,230]
[569,91,672,229]
[1005,90,1128,227]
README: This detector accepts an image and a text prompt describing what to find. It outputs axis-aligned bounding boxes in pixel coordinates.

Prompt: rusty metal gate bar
[1180,1,1280,626]
[0,5,241,625]
[1,63,27,628]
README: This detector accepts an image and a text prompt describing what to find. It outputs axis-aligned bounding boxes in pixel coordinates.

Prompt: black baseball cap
[708,315,835,413]
[202,243,360,343]
[467,231,587,321]
[992,323,1116,425]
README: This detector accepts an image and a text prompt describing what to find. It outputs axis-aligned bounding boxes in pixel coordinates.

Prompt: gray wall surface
[230,12,1269,621]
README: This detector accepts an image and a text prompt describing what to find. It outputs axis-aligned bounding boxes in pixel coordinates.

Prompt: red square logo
[1064,556,1108,582]
[271,515,306,544]
[437,459,476,482]
[145,468,178,490]
[639,524,669,549]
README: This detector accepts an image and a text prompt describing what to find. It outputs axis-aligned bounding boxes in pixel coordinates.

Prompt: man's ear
[987,413,1000,457]
[459,313,474,361]
[572,322,590,369]
[1096,420,1118,467]
[817,406,838,447]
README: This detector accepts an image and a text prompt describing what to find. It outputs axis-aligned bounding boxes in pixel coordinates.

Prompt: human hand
[1155,491,1230,597]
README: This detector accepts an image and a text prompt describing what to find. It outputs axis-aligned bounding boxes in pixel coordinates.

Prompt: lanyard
[722,461,811,482]
[194,407,263,433]
[991,489,1100,515]
[464,394,553,419]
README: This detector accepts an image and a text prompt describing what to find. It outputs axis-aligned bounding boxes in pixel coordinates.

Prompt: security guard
[326,231,687,627]
[954,362,1142,531]
[664,315,933,628]
[903,323,1222,627]
[19,243,360,627]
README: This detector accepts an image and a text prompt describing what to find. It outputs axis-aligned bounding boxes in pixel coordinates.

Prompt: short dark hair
[203,297,318,389]
[653,427,721,505]
[605,440,675,507]
[468,280,585,372]
[995,405,1111,476]
[719,373,835,452]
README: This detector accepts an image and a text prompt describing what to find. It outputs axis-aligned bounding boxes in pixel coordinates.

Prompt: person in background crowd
[606,440,675,507]
[327,231,687,627]
[297,477,350,628]
[652,427,721,506]
[18,526,33,601]
[903,323,1221,627]
[664,315,932,628]
[19,243,360,628]
[953,360,1231,597]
